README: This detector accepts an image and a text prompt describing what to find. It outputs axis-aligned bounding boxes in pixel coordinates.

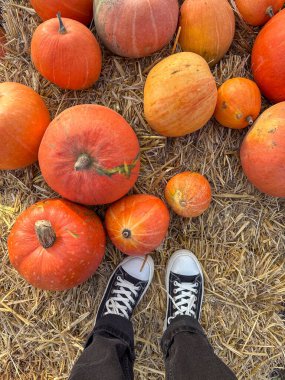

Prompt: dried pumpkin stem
[57,12,67,34]
[122,229,131,239]
[266,6,274,18]
[246,116,254,126]
[35,220,56,249]
[74,153,93,171]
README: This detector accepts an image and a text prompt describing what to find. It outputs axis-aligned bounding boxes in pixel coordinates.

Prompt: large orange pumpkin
[8,199,106,291]
[240,102,285,197]
[236,0,284,26]
[165,172,212,218]
[252,9,285,103]
[179,0,235,66]
[31,14,102,90]
[93,0,179,58]
[30,0,93,25]
[0,27,5,58]
[105,194,170,256]
[144,52,217,137]
[0,82,50,170]
[39,105,140,205]
[214,78,262,129]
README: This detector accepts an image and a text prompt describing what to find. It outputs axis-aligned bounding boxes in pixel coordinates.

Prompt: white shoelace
[104,276,140,319]
[168,280,198,325]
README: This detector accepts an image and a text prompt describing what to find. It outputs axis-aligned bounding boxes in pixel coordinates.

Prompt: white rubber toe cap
[122,256,154,282]
[168,249,202,276]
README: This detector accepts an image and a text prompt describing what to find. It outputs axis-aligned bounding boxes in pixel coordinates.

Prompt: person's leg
[161,250,237,380]
[69,255,154,380]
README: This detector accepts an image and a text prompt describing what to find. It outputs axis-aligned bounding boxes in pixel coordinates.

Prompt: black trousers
[69,315,237,380]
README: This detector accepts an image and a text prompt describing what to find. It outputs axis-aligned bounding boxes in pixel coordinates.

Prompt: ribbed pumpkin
[0,27,5,58]
[236,0,284,26]
[214,78,262,129]
[30,0,93,25]
[0,82,50,170]
[39,105,140,205]
[105,194,170,256]
[165,172,212,218]
[240,102,285,197]
[179,0,235,66]
[8,199,106,291]
[144,52,217,137]
[31,14,102,90]
[93,0,179,58]
[252,9,285,103]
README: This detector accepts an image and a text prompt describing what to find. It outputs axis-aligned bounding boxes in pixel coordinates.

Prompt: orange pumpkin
[165,172,212,218]
[30,0,93,25]
[31,14,102,90]
[0,82,50,170]
[39,104,140,205]
[179,0,235,66]
[144,52,217,137]
[240,102,285,197]
[94,0,179,58]
[236,0,284,26]
[252,9,285,103]
[214,78,262,129]
[8,199,106,290]
[0,26,6,58]
[105,194,170,256]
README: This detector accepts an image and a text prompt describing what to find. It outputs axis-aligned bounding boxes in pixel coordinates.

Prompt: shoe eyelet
[173,289,177,294]
[174,281,178,286]
[117,276,121,281]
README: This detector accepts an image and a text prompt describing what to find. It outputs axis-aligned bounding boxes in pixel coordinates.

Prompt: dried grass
[0,1,285,379]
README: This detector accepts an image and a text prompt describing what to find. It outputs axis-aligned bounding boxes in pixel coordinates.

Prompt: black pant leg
[161,316,237,380]
[69,315,135,380]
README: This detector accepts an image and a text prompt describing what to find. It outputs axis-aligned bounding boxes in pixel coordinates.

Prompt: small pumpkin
[240,102,285,197]
[30,0,93,25]
[39,104,140,205]
[144,52,217,137]
[165,172,212,218]
[252,9,285,103]
[31,13,102,90]
[0,26,6,58]
[214,78,262,129]
[179,0,235,66]
[94,0,179,58]
[236,0,284,26]
[105,194,170,256]
[0,82,50,170]
[8,199,106,291]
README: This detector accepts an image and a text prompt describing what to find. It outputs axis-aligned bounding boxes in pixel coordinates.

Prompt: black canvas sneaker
[164,249,204,330]
[96,255,154,320]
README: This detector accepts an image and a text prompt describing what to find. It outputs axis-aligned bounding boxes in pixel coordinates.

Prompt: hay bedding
[0,0,284,379]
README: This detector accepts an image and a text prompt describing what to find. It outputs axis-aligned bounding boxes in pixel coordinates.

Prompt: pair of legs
[69,250,237,380]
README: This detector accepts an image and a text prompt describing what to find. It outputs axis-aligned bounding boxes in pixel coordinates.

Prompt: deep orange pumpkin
[31,14,102,90]
[105,194,170,256]
[94,0,179,58]
[240,102,285,197]
[30,0,93,25]
[144,52,217,137]
[179,0,235,66]
[39,104,140,205]
[0,27,6,58]
[214,78,262,129]
[0,82,50,170]
[165,172,212,218]
[8,199,106,290]
[236,0,284,26]
[252,9,285,103]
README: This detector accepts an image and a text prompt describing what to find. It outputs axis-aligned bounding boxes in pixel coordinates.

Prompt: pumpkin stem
[74,153,93,171]
[122,229,131,239]
[57,12,67,34]
[246,116,254,126]
[266,6,274,18]
[35,220,56,249]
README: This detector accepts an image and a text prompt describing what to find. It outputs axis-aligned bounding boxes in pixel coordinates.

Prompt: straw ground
[0,1,284,379]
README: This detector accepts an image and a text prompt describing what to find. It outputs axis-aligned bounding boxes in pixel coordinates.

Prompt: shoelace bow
[168,280,198,324]
[104,276,140,319]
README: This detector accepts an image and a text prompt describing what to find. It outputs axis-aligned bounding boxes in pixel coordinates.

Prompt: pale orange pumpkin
[144,52,217,137]
[214,78,262,129]
[179,0,235,66]
[165,172,212,218]
[236,0,284,26]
